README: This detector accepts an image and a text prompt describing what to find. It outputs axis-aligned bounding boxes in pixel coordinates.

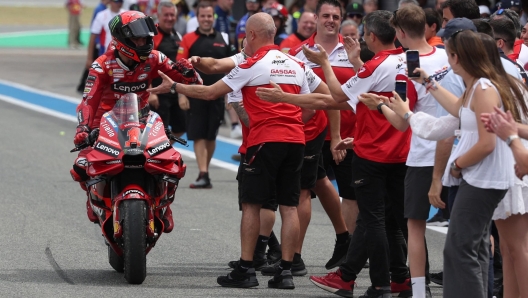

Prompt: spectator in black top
[176,1,236,189]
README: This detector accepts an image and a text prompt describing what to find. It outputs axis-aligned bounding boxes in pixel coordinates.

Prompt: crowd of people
[72,0,528,297]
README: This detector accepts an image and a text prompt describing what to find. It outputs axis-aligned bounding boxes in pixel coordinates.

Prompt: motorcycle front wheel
[122,200,147,284]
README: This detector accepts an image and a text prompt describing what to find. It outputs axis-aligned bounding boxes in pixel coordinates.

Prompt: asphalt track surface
[0,46,447,296]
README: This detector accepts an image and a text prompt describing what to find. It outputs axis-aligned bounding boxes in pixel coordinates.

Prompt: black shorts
[151,94,187,134]
[241,142,304,207]
[237,153,277,211]
[186,97,224,141]
[322,140,355,200]
[404,166,434,220]
[300,128,327,189]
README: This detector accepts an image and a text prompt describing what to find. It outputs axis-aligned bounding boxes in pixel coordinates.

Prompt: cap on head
[497,0,521,9]
[346,2,364,17]
[437,17,477,40]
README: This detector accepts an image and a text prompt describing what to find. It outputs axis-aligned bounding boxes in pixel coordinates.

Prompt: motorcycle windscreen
[108,93,139,126]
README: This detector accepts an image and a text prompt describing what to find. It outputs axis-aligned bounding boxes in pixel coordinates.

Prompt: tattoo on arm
[232,102,250,127]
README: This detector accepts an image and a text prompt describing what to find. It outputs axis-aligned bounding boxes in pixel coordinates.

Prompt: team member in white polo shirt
[148,12,316,290]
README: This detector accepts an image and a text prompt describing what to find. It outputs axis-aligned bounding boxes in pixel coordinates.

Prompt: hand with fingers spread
[147,70,175,94]
[256,81,285,103]
[358,93,384,110]
[480,113,494,133]
[389,91,411,118]
[489,107,517,141]
[343,36,362,65]
[302,44,329,66]
[334,137,354,150]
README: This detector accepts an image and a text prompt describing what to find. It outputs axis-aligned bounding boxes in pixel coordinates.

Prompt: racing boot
[162,206,174,233]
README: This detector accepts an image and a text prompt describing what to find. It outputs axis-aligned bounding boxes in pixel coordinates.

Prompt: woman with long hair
[395,30,515,298]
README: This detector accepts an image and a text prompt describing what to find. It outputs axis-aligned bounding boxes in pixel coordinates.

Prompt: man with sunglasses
[491,8,528,71]
[345,2,364,37]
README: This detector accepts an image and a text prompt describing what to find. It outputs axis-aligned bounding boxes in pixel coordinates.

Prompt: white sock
[411,276,426,298]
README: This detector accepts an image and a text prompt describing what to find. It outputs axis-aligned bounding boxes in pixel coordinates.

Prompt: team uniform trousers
[339,152,409,286]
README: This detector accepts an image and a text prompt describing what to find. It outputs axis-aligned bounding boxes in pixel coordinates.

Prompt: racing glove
[74,125,90,146]
[173,58,203,85]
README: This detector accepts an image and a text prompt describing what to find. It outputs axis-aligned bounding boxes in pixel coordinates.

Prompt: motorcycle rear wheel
[108,246,124,273]
[122,200,147,284]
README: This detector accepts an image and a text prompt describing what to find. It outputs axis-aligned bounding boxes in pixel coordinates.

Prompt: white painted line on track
[427,226,448,234]
[0,78,81,104]
[0,81,238,173]
[0,79,449,234]
[0,94,77,122]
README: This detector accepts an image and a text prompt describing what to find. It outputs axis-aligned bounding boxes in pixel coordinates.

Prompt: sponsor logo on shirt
[138,74,148,80]
[270,69,297,77]
[91,62,103,73]
[111,81,148,93]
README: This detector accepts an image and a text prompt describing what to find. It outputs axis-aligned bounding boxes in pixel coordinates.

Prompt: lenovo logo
[147,141,171,156]
[111,81,148,93]
[94,142,120,157]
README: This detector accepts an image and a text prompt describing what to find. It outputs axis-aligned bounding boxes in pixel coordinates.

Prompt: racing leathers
[71,49,200,230]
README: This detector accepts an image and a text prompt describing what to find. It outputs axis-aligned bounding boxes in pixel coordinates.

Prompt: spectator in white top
[409,30,517,298]
[85,0,126,69]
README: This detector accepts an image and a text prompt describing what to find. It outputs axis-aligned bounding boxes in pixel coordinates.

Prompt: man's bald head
[246,12,276,41]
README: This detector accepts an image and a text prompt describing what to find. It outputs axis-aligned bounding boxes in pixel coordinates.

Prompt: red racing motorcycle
[71,93,186,284]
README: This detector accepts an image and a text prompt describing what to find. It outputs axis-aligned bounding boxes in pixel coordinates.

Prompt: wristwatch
[506,135,520,147]
[377,102,388,115]
[170,82,178,94]
[450,159,462,171]
[403,111,414,122]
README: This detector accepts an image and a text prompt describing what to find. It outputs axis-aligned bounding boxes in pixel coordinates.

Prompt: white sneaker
[230,125,243,139]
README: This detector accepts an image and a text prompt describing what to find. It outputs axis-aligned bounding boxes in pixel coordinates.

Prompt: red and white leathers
[72,49,200,227]
[77,49,199,131]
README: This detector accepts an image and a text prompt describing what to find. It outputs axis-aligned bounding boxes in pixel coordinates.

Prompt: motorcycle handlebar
[70,128,99,153]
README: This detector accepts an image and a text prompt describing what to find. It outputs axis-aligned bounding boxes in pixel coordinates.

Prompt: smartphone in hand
[395,80,407,102]
[406,50,420,78]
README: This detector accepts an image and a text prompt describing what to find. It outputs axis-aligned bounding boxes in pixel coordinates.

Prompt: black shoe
[325,237,350,270]
[262,257,307,276]
[358,286,391,298]
[190,172,212,189]
[217,268,258,288]
[266,246,282,264]
[426,214,448,227]
[268,269,295,289]
[430,271,443,286]
[228,255,268,271]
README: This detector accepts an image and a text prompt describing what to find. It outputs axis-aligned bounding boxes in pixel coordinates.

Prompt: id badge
[451,130,461,154]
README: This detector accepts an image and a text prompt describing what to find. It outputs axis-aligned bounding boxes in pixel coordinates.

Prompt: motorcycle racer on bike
[70,10,201,232]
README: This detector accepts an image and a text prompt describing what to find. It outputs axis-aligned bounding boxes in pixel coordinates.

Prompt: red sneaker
[162,206,174,233]
[391,278,412,297]
[309,269,355,298]
[86,198,99,223]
